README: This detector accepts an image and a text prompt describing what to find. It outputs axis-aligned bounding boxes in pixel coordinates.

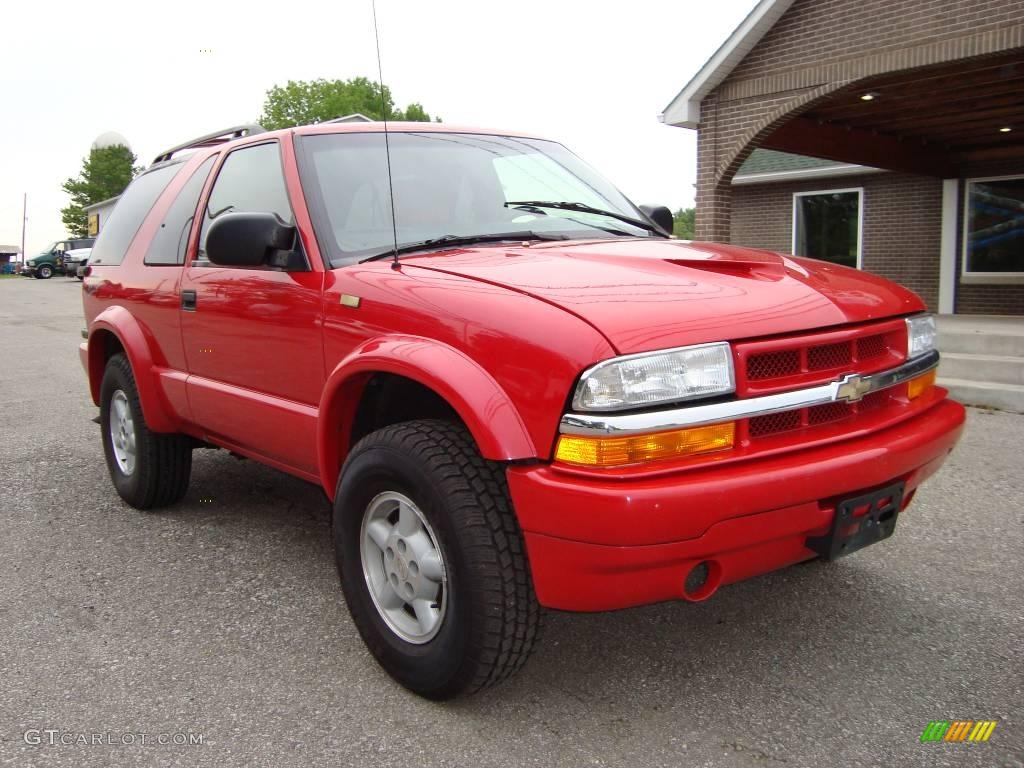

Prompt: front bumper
[508,397,965,611]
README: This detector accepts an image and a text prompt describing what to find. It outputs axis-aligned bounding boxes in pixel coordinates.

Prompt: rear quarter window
[88,164,180,266]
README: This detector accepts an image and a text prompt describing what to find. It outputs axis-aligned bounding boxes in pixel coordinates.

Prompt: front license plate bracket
[806,481,904,561]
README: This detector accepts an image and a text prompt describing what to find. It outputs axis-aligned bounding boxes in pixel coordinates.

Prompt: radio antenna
[372,0,401,270]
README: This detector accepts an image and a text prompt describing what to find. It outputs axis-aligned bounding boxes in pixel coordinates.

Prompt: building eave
[83,195,120,212]
[660,0,796,129]
[323,113,374,123]
[732,164,886,185]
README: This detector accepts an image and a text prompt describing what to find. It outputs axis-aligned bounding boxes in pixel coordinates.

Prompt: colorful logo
[921,721,997,742]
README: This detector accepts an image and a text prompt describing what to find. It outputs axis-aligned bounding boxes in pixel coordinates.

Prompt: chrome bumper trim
[559,350,940,437]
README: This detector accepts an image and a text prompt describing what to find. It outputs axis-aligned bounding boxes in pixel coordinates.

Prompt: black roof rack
[151,124,266,165]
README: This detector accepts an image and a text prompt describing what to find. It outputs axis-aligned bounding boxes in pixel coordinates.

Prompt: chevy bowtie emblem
[835,373,873,403]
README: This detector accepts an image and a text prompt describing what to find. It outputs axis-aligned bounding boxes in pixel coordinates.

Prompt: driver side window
[196,142,293,263]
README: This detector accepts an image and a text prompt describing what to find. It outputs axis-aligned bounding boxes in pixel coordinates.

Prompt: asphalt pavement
[0,276,1021,768]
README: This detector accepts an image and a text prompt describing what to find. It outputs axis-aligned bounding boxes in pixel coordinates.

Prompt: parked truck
[24,238,95,278]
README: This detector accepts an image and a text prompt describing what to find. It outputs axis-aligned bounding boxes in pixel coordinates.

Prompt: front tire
[100,354,192,509]
[334,420,541,699]
[36,265,53,279]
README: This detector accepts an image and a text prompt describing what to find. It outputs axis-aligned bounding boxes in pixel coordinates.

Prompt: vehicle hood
[403,239,924,354]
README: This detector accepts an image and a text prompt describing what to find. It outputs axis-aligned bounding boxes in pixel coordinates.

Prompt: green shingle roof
[736,149,848,177]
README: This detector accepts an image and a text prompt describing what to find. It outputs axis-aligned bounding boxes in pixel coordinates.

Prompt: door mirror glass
[206,211,297,267]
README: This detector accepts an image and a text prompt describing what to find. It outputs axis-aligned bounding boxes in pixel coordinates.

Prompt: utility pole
[20,193,27,270]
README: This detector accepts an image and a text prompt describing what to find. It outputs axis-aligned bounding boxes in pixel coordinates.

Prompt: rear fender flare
[318,335,536,498]
[87,306,178,433]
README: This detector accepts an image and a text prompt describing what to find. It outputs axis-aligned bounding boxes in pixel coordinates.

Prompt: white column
[938,179,958,314]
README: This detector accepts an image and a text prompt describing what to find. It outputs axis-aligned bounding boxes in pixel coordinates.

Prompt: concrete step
[938,377,1024,413]
[939,352,1024,386]
[938,330,1024,357]
[937,318,1024,357]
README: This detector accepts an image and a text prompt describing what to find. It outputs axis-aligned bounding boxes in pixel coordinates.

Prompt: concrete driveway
[1,277,1021,768]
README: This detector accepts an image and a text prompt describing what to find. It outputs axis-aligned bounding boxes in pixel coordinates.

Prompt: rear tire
[100,353,192,509]
[334,419,541,699]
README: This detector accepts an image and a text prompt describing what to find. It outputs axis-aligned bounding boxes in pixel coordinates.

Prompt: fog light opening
[682,560,722,602]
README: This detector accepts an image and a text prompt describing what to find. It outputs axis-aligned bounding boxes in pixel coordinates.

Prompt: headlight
[27,260,35,266]
[906,314,937,359]
[572,342,735,412]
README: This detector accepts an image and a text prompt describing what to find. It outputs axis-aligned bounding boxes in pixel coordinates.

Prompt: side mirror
[206,212,297,267]
[639,205,674,236]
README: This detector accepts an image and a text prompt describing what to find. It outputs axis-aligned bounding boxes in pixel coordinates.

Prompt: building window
[792,188,863,269]
[963,176,1024,275]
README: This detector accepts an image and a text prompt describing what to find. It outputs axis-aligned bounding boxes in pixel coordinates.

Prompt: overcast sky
[0,0,758,256]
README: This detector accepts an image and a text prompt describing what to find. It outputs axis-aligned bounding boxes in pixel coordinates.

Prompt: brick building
[662,0,1024,316]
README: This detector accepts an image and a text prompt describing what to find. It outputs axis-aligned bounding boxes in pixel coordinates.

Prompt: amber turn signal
[907,370,936,400]
[555,422,736,468]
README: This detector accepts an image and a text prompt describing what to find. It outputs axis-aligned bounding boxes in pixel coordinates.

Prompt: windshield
[37,241,58,255]
[297,131,659,264]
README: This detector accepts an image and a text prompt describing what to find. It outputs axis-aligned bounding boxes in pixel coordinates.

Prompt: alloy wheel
[108,389,136,475]
[360,491,448,644]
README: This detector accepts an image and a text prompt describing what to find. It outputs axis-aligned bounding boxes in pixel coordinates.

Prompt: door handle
[181,290,197,311]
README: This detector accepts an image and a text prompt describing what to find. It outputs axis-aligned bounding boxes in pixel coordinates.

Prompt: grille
[857,334,888,362]
[859,389,890,412]
[749,410,802,437]
[748,390,896,440]
[747,349,800,380]
[742,328,901,391]
[737,321,906,443]
[808,341,851,371]
[808,401,853,425]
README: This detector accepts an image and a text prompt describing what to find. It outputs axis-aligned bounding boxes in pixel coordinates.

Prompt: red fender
[87,306,180,433]
[318,335,537,498]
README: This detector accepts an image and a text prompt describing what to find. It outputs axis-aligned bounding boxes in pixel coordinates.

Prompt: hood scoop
[665,257,786,280]
[663,242,787,280]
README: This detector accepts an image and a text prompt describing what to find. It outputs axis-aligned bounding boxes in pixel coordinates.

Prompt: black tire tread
[103,354,192,509]
[342,419,542,695]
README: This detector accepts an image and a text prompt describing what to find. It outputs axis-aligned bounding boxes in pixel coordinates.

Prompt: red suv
[80,122,964,698]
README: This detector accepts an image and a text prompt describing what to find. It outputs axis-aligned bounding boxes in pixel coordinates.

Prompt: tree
[259,77,438,130]
[61,145,140,238]
[673,207,696,240]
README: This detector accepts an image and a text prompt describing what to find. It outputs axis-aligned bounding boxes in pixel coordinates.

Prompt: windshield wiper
[361,232,569,263]
[505,200,667,236]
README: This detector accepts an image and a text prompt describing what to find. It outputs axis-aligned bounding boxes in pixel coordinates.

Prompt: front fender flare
[318,335,537,497]
[87,306,179,433]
